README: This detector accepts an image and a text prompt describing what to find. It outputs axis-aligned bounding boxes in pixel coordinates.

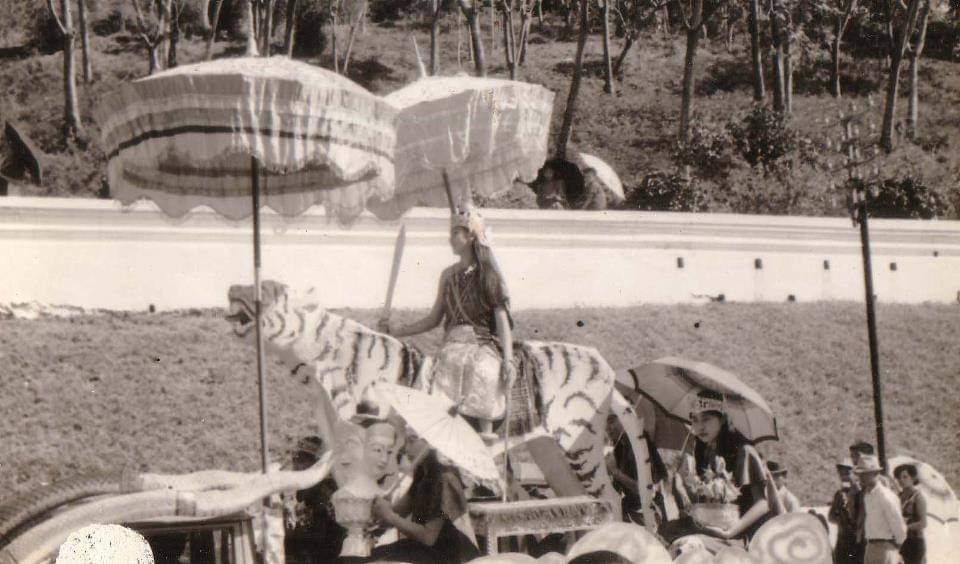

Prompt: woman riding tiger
[378,202,516,443]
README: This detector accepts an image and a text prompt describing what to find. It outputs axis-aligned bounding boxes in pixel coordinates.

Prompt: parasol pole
[251,156,270,476]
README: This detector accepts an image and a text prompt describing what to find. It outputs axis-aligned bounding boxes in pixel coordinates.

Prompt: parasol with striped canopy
[98,56,397,222]
[97,56,399,474]
[616,357,779,444]
[367,74,554,219]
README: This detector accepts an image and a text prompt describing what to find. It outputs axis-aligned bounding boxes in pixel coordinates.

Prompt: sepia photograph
[0,0,958,562]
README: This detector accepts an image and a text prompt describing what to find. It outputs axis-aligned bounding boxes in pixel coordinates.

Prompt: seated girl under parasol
[663,390,780,547]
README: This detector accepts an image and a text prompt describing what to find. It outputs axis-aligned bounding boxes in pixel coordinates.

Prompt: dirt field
[2,302,958,505]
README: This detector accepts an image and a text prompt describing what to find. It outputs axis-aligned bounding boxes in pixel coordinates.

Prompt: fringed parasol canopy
[97,56,398,222]
[369,75,554,219]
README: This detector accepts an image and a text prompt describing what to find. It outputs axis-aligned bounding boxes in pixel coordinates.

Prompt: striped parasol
[98,56,398,222]
[616,357,779,444]
[368,74,554,219]
[97,57,398,476]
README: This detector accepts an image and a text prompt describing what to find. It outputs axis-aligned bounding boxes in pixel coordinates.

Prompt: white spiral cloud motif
[749,513,831,564]
[56,524,154,564]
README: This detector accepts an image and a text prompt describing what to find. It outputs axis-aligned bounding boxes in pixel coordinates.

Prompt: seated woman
[663,390,772,546]
[379,203,516,443]
[367,432,480,564]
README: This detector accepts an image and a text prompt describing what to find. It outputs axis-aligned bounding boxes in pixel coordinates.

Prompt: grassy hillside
[1,303,958,506]
[1,2,958,215]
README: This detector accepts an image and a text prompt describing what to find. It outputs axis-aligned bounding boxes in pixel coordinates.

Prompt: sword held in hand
[380,225,407,334]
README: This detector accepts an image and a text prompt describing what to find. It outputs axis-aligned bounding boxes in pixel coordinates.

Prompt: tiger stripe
[561,348,574,387]
[564,390,598,412]
[314,312,331,343]
[378,336,392,371]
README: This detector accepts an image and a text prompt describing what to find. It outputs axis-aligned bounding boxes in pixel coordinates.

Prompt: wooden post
[857,190,886,468]
[842,114,886,469]
[251,156,270,476]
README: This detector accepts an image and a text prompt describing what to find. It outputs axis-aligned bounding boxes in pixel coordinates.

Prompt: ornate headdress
[688,390,725,416]
[450,202,492,246]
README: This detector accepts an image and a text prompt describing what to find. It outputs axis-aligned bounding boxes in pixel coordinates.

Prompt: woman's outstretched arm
[381,270,447,337]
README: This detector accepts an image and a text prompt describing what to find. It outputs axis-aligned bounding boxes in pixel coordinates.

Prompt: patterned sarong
[428,326,541,434]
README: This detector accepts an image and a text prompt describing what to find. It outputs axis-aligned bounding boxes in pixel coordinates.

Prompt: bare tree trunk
[200,0,212,31]
[770,1,785,112]
[48,0,82,140]
[748,0,764,101]
[206,0,225,59]
[167,0,180,68]
[564,0,576,35]
[459,0,487,76]
[331,11,339,72]
[341,4,366,72]
[613,33,635,79]
[259,0,274,54]
[536,0,544,30]
[906,0,930,139]
[77,0,92,83]
[880,0,922,152]
[284,0,299,56]
[501,0,518,79]
[556,0,589,160]
[430,0,443,75]
[602,0,615,94]
[518,1,531,65]
[830,21,843,97]
[783,32,792,113]
[678,0,714,180]
[244,0,259,55]
[131,0,172,73]
[458,8,465,66]
[491,2,497,53]
[679,9,701,148]
[882,0,894,69]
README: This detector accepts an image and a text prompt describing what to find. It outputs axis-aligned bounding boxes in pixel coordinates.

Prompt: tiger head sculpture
[226,280,323,371]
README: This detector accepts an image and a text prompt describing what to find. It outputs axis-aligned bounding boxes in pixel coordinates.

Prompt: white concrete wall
[1,197,958,311]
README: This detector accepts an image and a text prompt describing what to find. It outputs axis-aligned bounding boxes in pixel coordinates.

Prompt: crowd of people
[829,441,928,564]
[278,201,930,564]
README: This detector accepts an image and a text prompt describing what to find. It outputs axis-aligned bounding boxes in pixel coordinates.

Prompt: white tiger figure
[226,280,655,518]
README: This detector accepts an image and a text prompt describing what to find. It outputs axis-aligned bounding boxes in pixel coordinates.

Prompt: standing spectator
[766,461,801,512]
[828,457,863,564]
[849,441,874,466]
[855,455,906,564]
[895,463,928,564]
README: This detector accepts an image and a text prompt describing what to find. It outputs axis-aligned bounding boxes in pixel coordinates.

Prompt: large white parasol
[368,74,554,219]
[98,56,397,221]
[375,383,499,484]
[97,56,398,474]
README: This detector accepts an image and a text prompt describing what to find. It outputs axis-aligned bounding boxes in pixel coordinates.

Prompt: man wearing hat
[766,461,800,513]
[829,457,863,564]
[855,455,906,564]
[849,441,874,467]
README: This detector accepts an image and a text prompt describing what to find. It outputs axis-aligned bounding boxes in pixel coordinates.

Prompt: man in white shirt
[855,455,907,564]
